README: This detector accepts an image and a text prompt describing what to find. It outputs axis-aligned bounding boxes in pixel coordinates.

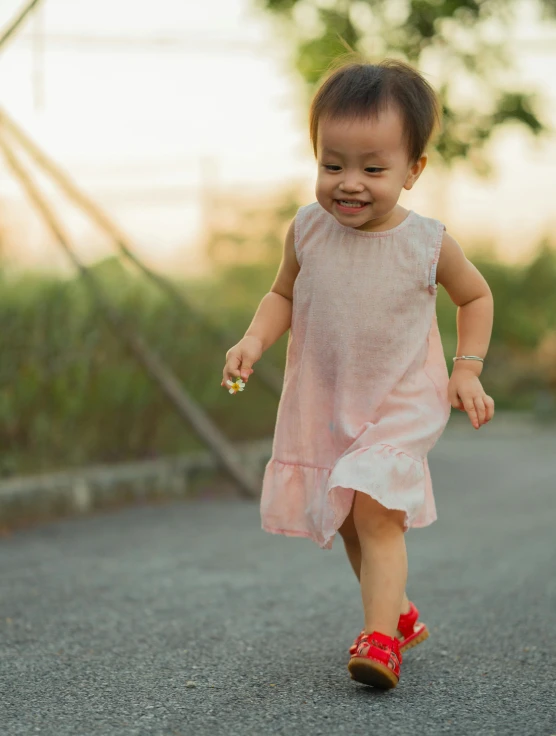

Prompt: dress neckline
[325,206,415,238]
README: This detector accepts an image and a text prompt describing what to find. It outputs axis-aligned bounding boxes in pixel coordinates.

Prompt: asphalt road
[1,423,556,736]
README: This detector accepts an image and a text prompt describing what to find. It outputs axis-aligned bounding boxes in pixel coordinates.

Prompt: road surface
[1,423,555,735]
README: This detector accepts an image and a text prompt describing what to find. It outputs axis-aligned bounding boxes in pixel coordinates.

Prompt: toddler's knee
[353,492,405,538]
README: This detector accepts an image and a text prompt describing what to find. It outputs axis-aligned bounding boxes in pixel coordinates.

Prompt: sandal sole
[399,625,429,653]
[348,658,399,689]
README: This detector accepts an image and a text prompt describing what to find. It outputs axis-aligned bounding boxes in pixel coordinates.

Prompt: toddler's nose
[339,177,364,193]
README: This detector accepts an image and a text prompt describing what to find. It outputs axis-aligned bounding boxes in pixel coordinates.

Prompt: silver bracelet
[452,355,484,363]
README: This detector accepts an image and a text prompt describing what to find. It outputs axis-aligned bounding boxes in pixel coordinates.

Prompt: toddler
[222,58,494,689]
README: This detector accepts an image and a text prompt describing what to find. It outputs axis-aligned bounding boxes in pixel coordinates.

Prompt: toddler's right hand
[221,336,263,389]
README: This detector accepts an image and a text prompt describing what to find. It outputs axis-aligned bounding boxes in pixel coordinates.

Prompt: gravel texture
[1,425,555,736]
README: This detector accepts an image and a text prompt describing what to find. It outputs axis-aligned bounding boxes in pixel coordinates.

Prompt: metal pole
[0,0,43,51]
[0,125,262,499]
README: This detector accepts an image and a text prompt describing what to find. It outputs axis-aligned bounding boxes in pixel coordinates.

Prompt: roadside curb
[0,439,273,530]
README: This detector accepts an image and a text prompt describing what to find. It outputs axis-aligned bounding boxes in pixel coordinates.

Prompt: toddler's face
[315,107,426,231]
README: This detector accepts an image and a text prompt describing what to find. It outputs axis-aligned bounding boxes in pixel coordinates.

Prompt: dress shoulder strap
[410,212,446,294]
[293,202,323,265]
[427,218,446,295]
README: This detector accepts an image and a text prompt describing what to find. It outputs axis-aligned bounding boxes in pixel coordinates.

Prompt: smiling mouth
[335,199,369,211]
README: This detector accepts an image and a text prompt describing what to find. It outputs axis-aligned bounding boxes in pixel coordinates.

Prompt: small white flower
[226,377,246,395]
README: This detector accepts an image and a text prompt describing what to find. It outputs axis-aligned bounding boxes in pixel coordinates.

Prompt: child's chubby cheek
[315,185,334,214]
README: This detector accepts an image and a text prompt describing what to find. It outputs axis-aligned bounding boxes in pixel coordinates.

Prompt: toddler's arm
[436,232,495,429]
[221,219,300,388]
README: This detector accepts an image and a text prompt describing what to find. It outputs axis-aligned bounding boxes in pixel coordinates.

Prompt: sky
[1,0,556,274]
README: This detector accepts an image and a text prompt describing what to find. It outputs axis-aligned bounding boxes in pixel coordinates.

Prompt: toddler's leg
[338,502,411,618]
[337,507,361,580]
[352,491,407,638]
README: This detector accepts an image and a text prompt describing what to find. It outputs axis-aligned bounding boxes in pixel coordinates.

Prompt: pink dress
[261,202,451,549]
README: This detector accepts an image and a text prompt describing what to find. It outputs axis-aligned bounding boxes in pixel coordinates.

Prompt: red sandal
[397,601,429,652]
[348,631,402,689]
[349,602,429,656]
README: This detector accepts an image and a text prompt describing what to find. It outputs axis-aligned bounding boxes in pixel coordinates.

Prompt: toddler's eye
[324,165,341,171]
[365,167,384,174]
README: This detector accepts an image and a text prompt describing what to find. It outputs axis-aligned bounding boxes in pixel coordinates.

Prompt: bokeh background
[1,0,556,479]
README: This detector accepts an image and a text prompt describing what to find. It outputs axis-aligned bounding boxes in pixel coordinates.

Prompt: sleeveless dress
[260,202,451,549]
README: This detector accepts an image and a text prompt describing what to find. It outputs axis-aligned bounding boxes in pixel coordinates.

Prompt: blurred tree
[200,191,300,329]
[257,0,554,171]
[205,191,299,268]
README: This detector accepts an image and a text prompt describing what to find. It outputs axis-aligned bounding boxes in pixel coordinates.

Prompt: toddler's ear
[404,154,427,191]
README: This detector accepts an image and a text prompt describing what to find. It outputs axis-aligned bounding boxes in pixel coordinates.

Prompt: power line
[9,31,556,54]
[12,32,268,53]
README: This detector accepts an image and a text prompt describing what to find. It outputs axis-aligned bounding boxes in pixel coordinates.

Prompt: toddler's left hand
[448,370,495,430]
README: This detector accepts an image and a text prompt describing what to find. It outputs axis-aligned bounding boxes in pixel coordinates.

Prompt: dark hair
[309,58,441,163]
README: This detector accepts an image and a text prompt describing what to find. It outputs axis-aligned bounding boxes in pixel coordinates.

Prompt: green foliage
[0,267,279,478]
[256,0,552,169]
[435,243,556,408]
